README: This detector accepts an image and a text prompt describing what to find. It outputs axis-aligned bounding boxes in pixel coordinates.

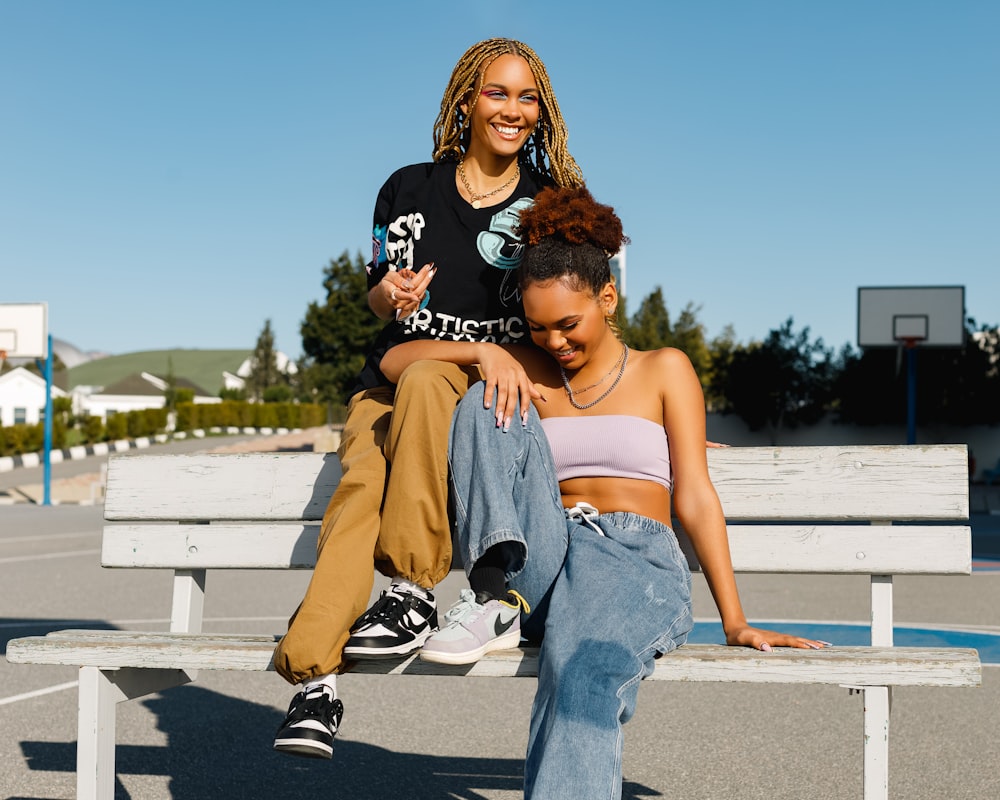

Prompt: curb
[0,427,301,474]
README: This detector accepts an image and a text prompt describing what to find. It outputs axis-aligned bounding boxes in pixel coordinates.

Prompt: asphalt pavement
[1,443,999,799]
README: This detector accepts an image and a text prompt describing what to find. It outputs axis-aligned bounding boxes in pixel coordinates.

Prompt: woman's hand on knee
[478,349,543,431]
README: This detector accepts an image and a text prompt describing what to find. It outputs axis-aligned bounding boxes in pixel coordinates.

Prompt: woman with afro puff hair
[380,186,827,800]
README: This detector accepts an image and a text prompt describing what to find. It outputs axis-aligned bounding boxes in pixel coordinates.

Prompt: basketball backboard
[857,286,964,348]
[0,302,49,358]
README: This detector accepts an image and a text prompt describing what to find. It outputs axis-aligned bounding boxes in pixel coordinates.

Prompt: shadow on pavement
[17,684,664,800]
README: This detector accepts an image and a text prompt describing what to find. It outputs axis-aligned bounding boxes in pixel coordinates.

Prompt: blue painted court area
[689,621,1000,665]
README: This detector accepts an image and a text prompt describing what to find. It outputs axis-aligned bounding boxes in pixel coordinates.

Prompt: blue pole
[43,333,53,505]
[906,345,917,445]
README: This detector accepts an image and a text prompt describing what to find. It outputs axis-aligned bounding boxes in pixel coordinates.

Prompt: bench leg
[76,666,195,800]
[862,686,892,800]
[77,667,117,800]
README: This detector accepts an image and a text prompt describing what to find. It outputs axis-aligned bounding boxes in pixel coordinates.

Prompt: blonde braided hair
[432,38,584,188]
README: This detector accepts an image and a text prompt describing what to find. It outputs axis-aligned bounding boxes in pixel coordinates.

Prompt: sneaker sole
[344,628,436,660]
[273,740,333,759]
[418,628,522,666]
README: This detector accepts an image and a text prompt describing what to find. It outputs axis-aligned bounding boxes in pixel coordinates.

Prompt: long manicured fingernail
[522,411,529,427]
[502,416,511,433]
[761,643,772,652]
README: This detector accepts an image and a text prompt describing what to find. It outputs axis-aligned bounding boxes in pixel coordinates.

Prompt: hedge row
[174,401,325,431]
[0,401,323,457]
[0,421,67,456]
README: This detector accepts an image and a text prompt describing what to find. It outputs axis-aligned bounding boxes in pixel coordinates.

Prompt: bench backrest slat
[705,444,968,520]
[103,445,968,523]
[104,452,343,521]
[101,523,971,575]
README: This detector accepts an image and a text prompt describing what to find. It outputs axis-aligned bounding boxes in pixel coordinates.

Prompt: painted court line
[0,681,78,707]
[0,549,100,565]
[1,531,100,544]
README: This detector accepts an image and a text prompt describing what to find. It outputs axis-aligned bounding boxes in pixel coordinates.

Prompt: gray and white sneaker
[344,584,438,660]
[273,688,344,759]
[419,589,530,665]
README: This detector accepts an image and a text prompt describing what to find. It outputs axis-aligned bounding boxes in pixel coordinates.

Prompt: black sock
[468,545,508,600]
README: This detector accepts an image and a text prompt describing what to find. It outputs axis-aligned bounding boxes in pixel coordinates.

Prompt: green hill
[68,349,251,395]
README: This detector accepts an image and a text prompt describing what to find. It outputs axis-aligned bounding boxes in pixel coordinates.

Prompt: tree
[622,288,712,390]
[835,319,1000,426]
[299,251,385,405]
[705,324,739,412]
[715,318,835,439]
[671,302,712,384]
[248,319,283,402]
[624,287,672,350]
[163,356,180,411]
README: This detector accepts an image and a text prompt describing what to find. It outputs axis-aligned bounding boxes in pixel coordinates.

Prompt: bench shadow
[17,684,663,799]
[301,452,342,519]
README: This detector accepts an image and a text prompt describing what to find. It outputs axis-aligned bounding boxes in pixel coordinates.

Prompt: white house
[77,371,220,422]
[0,367,68,427]
[223,352,298,394]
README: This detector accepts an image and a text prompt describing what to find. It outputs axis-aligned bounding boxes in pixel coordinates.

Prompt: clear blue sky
[2,0,997,360]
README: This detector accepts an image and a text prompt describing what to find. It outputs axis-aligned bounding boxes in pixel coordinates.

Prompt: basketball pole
[43,333,53,506]
[900,337,920,446]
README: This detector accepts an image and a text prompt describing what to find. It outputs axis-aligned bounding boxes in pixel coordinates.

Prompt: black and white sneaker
[343,584,438,660]
[273,688,344,759]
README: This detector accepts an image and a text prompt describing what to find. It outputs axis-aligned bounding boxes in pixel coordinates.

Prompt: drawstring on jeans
[565,502,604,536]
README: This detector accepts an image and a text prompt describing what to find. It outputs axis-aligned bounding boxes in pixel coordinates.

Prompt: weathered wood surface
[100,522,971,575]
[7,632,982,688]
[102,445,968,522]
[103,452,343,521]
[706,444,968,520]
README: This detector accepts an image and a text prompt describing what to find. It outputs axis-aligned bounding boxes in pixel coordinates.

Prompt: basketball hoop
[894,335,925,375]
[894,336,926,350]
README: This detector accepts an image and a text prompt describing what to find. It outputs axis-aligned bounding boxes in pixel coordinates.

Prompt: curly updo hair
[517,186,630,295]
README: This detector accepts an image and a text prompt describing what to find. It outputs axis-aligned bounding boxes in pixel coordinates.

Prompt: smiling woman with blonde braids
[271,38,585,760]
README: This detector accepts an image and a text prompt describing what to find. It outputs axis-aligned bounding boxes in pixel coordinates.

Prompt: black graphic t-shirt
[348,161,549,394]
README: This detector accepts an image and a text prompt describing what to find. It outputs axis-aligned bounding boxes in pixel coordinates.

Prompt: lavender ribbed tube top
[539,415,673,493]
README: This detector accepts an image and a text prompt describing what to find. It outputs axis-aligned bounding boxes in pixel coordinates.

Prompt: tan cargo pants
[272,360,482,684]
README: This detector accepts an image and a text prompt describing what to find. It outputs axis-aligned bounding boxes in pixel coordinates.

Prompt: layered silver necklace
[559,345,630,410]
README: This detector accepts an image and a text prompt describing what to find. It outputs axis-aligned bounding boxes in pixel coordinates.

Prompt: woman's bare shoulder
[632,346,697,380]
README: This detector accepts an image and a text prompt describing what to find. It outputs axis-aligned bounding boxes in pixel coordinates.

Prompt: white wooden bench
[6,445,981,800]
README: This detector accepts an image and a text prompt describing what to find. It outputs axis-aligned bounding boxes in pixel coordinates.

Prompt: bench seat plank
[7,632,981,688]
[100,523,972,575]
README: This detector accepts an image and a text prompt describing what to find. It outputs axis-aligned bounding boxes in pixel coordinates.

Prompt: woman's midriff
[559,476,672,527]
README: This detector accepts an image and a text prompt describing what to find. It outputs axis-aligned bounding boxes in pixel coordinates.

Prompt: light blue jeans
[449,382,693,800]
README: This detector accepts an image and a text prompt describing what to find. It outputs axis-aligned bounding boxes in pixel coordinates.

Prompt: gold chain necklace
[559,345,630,410]
[458,160,520,209]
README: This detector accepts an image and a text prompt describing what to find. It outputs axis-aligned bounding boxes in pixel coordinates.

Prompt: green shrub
[105,414,128,441]
[263,385,293,403]
[83,416,104,443]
